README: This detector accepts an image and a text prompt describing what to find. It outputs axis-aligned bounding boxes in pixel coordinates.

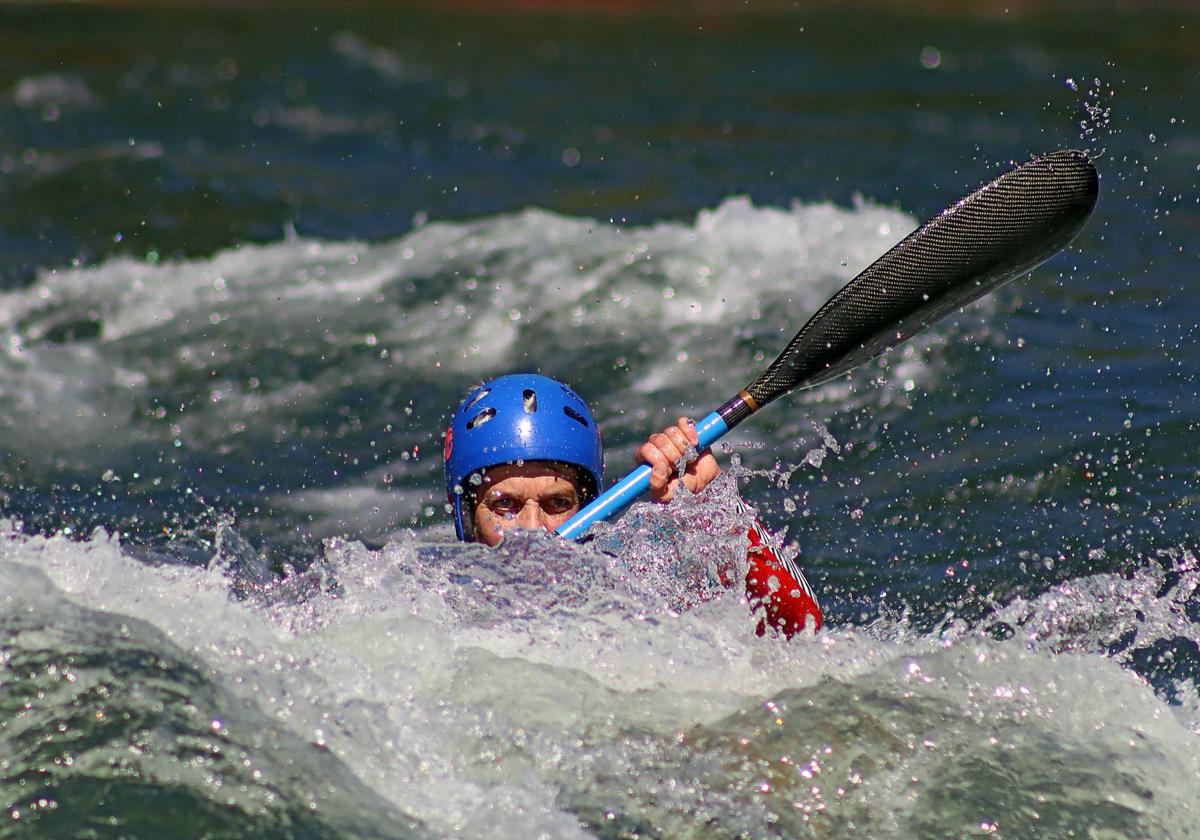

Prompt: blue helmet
[443,374,604,540]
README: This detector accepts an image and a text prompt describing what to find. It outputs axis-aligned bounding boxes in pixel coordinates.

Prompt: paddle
[557,149,1099,541]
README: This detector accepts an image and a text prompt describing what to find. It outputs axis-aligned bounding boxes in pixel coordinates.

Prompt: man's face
[470,462,583,546]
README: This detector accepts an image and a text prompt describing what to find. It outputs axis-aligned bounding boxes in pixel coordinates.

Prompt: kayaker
[443,373,822,636]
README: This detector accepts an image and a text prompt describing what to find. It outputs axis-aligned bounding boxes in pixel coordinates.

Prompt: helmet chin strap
[449,482,477,542]
[455,478,480,542]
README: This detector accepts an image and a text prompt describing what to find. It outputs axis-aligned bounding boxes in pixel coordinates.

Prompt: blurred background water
[0,2,1198,837]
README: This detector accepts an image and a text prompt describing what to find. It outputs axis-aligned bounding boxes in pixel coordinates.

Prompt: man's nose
[514,499,545,530]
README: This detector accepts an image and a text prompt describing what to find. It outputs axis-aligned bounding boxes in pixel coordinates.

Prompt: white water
[3,505,1198,837]
[0,197,922,465]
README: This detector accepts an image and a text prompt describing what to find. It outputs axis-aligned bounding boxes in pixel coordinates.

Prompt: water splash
[2,496,1199,838]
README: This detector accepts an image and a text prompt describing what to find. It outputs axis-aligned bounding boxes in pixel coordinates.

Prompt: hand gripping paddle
[557,149,1099,540]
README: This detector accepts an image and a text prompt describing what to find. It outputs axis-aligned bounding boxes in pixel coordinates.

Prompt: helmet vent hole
[522,389,537,413]
[466,407,496,429]
[464,388,490,410]
[563,406,589,427]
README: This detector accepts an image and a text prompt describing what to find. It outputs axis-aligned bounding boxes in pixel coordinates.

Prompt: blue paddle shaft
[556,410,729,540]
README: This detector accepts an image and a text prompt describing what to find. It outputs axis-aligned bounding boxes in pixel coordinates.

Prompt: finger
[649,431,687,465]
[663,426,692,460]
[690,448,720,478]
[637,442,674,496]
[682,448,722,493]
[677,417,700,448]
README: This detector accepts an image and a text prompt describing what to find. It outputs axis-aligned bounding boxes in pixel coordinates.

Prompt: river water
[1,3,1198,837]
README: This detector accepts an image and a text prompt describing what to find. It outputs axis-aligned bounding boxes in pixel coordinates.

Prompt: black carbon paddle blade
[743,149,1098,410]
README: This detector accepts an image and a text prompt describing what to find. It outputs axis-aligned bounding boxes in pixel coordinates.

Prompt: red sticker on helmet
[443,426,454,462]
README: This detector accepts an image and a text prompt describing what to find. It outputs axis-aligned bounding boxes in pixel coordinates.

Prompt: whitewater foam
[2,507,1198,837]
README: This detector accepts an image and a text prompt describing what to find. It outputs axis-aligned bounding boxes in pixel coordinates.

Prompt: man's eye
[543,496,579,514]
[489,498,521,514]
